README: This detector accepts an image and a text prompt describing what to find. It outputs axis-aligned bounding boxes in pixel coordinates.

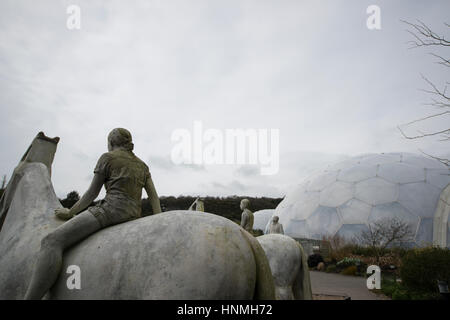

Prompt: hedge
[400,246,450,294]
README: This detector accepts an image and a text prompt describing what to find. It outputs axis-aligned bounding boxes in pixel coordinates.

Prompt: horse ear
[36,132,60,145]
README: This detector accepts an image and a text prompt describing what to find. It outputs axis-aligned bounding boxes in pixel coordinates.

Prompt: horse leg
[292,241,313,300]
[239,230,276,300]
[24,210,101,300]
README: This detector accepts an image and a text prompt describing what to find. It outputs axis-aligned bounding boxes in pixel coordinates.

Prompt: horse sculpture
[0,132,311,300]
[257,234,312,300]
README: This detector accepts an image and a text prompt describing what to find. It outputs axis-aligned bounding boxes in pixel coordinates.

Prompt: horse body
[0,133,275,299]
[51,211,266,299]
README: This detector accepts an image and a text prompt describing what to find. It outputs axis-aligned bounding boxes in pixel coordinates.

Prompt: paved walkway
[310,271,389,300]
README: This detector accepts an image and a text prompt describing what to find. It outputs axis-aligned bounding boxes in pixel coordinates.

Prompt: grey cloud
[148,156,176,171]
[234,165,260,177]
[1,1,449,198]
[149,156,205,172]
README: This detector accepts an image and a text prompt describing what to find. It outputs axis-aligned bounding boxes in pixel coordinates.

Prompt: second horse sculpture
[257,234,312,300]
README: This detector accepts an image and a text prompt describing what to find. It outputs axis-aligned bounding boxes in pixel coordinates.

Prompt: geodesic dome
[275,153,450,247]
[253,209,274,231]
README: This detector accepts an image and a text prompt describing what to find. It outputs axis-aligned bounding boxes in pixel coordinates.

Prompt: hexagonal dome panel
[336,224,369,240]
[278,182,309,209]
[369,202,419,233]
[291,191,320,220]
[253,209,274,231]
[338,164,377,182]
[328,157,365,171]
[284,219,309,239]
[307,170,338,191]
[398,182,441,218]
[358,153,401,165]
[306,206,341,239]
[355,177,398,205]
[415,218,433,245]
[426,169,450,189]
[378,163,425,184]
[274,153,450,245]
[319,181,354,207]
[402,154,448,169]
[338,199,372,224]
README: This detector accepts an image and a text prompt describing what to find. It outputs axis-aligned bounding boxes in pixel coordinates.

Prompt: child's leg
[24,210,101,300]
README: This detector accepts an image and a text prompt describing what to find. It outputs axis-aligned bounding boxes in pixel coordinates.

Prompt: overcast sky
[1,0,449,199]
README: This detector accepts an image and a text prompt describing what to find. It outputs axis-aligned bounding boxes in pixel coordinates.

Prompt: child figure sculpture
[25,128,161,299]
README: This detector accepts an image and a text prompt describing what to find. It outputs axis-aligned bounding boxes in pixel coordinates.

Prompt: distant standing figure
[265,216,284,234]
[240,199,254,232]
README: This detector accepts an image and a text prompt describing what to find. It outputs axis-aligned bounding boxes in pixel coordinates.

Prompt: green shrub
[400,247,450,294]
[390,247,409,258]
[391,287,410,300]
[380,279,397,297]
[341,265,357,276]
[381,275,444,300]
[349,245,380,257]
[337,257,361,268]
[349,244,409,259]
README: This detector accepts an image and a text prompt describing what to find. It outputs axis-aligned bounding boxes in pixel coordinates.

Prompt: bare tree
[322,233,348,252]
[355,217,414,264]
[397,20,450,167]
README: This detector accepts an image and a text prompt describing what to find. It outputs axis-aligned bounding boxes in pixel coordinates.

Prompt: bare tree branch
[429,53,450,67]
[401,111,450,126]
[402,20,450,48]
[420,74,450,101]
[423,97,450,109]
[398,20,450,167]
[419,149,450,167]
[397,125,450,140]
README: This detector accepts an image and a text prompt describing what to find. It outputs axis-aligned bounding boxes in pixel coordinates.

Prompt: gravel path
[310,271,390,300]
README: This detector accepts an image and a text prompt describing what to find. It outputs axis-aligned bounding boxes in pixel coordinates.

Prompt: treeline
[0,188,283,223]
[143,195,283,223]
[58,191,283,223]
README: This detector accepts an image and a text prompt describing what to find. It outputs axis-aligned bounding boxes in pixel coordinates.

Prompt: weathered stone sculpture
[0,132,64,298]
[188,197,205,212]
[0,132,60,232]
[23,128,162,299]
[50,211,275,299]
[0,132,275,299]
[265,216,284,234]
[240,199,254,232]
[257,234,312,300]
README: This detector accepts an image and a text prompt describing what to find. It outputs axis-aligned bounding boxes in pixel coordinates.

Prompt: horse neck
[0,132,60,233]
